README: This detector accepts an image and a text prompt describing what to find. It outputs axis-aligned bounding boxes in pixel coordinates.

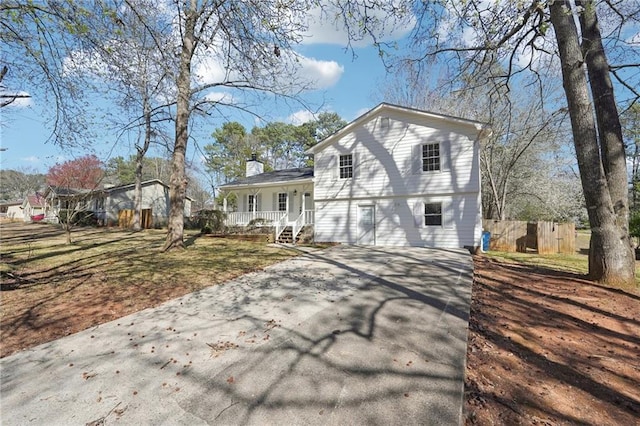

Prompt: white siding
[314,194,481,248]
[5,205,23,221]
[313,108,482,248]
[314,111,480,201]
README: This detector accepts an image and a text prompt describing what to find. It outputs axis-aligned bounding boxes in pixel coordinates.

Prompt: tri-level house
[219,103,490,248]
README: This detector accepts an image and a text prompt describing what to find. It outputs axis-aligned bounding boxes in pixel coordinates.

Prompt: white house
[0,201,24,221]
[219,157,314,240]
[21,195,46,221]
[220,103,490,248]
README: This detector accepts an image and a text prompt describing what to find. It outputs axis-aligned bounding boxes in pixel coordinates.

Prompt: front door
[358,205,376,245]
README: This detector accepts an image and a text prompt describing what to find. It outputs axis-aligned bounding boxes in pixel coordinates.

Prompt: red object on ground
[30,214,45,222]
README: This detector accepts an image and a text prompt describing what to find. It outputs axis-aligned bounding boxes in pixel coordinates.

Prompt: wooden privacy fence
[482,220,575,254]
[118,209,153,229]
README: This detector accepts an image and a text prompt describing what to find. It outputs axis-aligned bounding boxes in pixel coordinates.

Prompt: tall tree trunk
[163,2,196,251]
[132,93,152,232]
[549,1,634,284]
[577,0,635,282]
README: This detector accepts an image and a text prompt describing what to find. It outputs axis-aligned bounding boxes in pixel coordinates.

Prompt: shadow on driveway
[0,245,473,425]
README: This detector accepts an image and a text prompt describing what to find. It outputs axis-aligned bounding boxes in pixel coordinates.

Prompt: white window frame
[277,193,287,212]
[422,143,440,172]
[248,194,257,212]
[339,154,353,179]
[424,202,443,226]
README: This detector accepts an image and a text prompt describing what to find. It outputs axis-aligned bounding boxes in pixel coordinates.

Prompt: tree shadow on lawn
[0,238,296,358]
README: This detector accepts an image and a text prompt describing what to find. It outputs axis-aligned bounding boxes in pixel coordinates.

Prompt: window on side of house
[422,143,440,172]
[339,154,353,179]
[95,197,104,211]
[278,193,287,211]
[424,202,442,226]
[248,194,256,212]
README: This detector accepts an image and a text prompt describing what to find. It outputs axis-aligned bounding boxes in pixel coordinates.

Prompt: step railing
[291,211,306,244]
[274,213,288,242]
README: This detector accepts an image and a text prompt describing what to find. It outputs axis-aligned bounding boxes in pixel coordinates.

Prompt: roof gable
[306,103,489,155]
[22,194,46,208]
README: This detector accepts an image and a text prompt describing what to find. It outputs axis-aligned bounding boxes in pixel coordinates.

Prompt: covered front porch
[220,183,314,242]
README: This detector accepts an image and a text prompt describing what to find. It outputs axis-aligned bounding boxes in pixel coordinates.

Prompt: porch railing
[304,210,314,225]
[225,211,285,226]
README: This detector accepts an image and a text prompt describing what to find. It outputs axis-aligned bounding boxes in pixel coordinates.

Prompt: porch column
[285,189,290,221]
[223,196,227,213]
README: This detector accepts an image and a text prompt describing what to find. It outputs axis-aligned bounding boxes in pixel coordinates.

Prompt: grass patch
[483,250,640,286]
[0,223,299,357]
[483,251,589,275]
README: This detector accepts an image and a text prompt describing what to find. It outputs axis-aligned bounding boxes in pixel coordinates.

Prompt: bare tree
[1,2,100,146]
[130,0,314,251]
[0,168,45,201]
[46,155,105,244]
[79,1,175,231]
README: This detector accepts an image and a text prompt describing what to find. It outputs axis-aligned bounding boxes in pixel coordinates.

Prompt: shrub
[193,209,226,234]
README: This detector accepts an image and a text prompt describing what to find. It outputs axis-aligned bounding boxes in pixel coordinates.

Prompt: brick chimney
[246,154,264,177]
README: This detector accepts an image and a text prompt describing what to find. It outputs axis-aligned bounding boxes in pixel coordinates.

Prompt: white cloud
[296,55,344,89]
[204,91,233,104]
[194,54,230,85]
[21,156,41,164]
[302,4,415,47]
[287,109,315,125]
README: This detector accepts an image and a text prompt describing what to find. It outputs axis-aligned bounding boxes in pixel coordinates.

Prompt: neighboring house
[220,103,490,248]
[44,179,192,228]
[0,201,24,221]
[21,194,46,221]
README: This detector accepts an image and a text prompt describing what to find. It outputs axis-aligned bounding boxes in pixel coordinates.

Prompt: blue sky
[2,2,637,178]
[0,45,389,172]
[0,5,411,175]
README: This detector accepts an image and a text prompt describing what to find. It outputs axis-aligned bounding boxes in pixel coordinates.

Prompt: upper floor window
[424,202,442,226]
[278,193,287,211]
[422,143,440,172]
[339,154,353,179]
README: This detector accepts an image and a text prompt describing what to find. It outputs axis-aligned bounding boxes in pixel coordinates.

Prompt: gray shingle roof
[220,167,313,188]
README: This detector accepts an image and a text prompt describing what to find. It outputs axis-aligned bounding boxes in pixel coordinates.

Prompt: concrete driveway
[0,245,473,425]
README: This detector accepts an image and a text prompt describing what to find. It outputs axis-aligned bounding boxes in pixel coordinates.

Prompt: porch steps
[277,226,295,244]
[277,225,312,244]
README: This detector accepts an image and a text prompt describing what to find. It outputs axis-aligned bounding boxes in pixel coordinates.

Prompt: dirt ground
[465,256,640,425]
